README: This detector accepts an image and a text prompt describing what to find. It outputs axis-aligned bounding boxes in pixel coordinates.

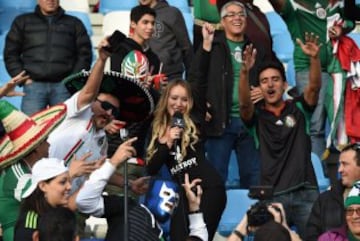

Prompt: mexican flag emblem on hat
[0,101,67,169]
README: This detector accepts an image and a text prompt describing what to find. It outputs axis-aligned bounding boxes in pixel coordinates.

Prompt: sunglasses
[345,207,360,216]
[96,98,119,119]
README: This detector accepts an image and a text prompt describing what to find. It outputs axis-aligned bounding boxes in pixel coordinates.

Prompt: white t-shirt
[48,92,108,192]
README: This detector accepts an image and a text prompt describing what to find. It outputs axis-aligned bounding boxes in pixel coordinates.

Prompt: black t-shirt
[245,95,318,194]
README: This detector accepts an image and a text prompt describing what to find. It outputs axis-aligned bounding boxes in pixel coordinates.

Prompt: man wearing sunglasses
[306,143,360,241]
[47,38,149,196]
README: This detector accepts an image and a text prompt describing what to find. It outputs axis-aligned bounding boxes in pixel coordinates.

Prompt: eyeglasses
[223,12,246,19]
[96,98,119,118]
[345,207,360,216]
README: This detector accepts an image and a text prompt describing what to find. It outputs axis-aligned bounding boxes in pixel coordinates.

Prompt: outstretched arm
[296,33,321,107]
[239,44,257,122]
[77,38,111,109]
[0,71,29,98]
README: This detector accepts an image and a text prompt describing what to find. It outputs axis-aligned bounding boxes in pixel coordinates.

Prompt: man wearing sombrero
[0,100,67,241]
[47,37,153,195]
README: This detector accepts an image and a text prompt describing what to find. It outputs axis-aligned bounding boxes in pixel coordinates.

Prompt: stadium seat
[99,0,137,15]
[67,11,93,36]
[272,33,294,63]
[226,151,240,189]
[182,12,194,44]
[60,0,90,12]
[311,152,330,192]
[217,189,256,237]
[102,11,131,37]
[0,0,36,11]
[285,59,296,87]
[167,0,191,13]
[266,11,288,36]
[349,32,360,47]
[0,8,29,35]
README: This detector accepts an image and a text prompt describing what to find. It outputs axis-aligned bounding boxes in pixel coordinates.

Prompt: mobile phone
[103,30,126,53]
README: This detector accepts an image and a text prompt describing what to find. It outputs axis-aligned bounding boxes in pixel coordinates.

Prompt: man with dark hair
[238,32,321,238]
[4,0,92,115]
[32,207,79,241]
[306,143,360,241]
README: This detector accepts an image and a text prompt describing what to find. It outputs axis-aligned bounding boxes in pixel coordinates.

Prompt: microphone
[171,111,185,162]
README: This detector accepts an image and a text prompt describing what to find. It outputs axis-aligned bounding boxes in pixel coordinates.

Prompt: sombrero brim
[0,104,67,169]
[63,70,155,123]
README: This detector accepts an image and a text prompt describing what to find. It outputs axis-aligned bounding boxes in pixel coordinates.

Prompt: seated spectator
[32,207,79,241]
[14,158,72,241]
[318,180,360,241]
[306,143,360,241]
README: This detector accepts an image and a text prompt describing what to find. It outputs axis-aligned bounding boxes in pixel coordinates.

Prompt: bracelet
[188,209,201,214]
[233,230,245,240]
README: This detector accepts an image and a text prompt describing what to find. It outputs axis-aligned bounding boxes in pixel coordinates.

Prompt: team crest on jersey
[284,115,296,128]
[232,46,243,63]
[315,3,326,19]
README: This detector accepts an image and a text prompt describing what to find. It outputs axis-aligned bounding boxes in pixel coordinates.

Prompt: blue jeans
[296,71,328,158]
[272,188,319,239]
[22,81,70,115]
[205,117,260,188]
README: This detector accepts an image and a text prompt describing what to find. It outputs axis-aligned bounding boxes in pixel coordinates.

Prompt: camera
[247,186,274,227]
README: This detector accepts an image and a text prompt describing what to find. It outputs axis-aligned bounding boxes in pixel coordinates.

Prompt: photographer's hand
[227,214,248,241]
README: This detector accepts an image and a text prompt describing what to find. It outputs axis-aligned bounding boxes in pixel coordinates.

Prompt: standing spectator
[139,0,194,80]
[268,0,355,159]
[306,143,360,241]
[202,1,263,188]
[238,33,321,238]
[318,180,360,241]
[0,101,67,241]
[146,23,226,241]
[4,0,92,115]
[111,5,160,77]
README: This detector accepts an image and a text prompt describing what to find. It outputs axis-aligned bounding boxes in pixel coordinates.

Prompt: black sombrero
[63,70,155,123]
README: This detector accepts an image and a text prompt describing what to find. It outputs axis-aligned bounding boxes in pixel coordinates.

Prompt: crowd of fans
[0,0,360,241]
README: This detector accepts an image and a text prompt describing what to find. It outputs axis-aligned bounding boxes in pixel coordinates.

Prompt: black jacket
[4,5,92,82]
[201,32,266,136]
[305,180,345,241]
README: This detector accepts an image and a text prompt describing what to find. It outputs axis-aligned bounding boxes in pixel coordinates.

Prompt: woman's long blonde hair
[146,80,199,163]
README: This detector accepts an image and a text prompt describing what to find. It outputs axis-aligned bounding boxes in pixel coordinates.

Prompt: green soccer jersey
[280,0,354,71]
[227,39,245,117]
[0,162,31,241]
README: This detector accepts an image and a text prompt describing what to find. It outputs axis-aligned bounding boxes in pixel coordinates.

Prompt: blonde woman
[146,23,226,241]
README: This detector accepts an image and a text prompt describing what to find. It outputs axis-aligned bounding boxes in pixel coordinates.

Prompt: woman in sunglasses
[318,179,360,241]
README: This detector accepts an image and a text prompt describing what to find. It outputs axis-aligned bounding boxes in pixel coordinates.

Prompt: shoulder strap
[246,9,271,42]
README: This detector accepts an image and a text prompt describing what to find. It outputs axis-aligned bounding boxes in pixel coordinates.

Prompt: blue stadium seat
[0,0,36,11]
[226,151,240,189]
[285,59,296,87]
[217,189,256,237]
[311,152,330,193]
[349,32,360,47]
[182,12,194,43]
[272,33,294,63]
[99,0,138,14]
[0,8,29,35]
[67,11,93,36]
[167,0,191,13]
[266,11,289,36]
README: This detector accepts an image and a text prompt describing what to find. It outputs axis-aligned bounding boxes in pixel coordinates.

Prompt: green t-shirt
[280,0,354,71]
[193,0,220,23]
[227,39,245,117]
